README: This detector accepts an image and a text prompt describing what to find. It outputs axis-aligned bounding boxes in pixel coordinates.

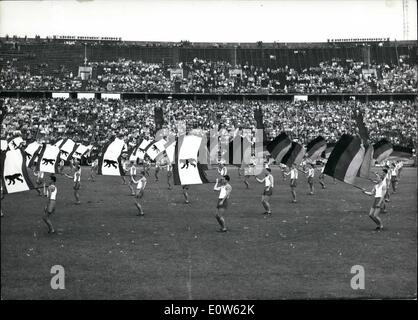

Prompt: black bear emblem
[25,151,32,160]
[5,173,24,185]
[74,152,82,157]
[60,150,69,157]
[104,159,118,169]
[42,158,55,166]
[151,145,160,153]
[180,159,197,169]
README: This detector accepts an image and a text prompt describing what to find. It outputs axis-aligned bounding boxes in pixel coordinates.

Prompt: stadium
[0,0,417,303]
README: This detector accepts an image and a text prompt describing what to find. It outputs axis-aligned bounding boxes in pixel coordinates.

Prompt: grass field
[1,166,416,300]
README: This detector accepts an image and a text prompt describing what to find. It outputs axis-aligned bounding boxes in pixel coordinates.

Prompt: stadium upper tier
[0,38,416,94]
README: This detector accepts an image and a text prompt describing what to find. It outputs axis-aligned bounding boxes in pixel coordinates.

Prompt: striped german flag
[324,134,365,184]
[306,136,327,161]
[281,142,306,168]
[389,145,413,160]
[373,139,393,163]
[266,132,292,163]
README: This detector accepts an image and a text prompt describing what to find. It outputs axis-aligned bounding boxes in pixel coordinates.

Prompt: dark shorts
[290,179,297,188]
[73,182,80,190]
[46,200,56,214]
[136,190,144,199]
[263,188,273,196]
[373,197,382,208]
[391,176,398,183]
[182,185,189,190]
[217,198,228,209]
[308,177,314,184]
[167,172,172,177]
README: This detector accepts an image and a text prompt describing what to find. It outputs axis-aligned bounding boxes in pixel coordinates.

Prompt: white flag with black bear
[1,149,35,194]
[58,138,77,161]
[36,144,61,173]
[72,144,91,160]
[8,137,24,150]
[98,138,126,176]
[24,141,42,167]
[146,139,167,160]
[173,135,209,185]
[130,139,152,162]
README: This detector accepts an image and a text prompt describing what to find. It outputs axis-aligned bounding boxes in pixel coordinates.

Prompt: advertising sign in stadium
[101,93,121,100]
[77,93,95,99]
[293,95,308,102]
[169,68,183,80]
[52,92,70,99]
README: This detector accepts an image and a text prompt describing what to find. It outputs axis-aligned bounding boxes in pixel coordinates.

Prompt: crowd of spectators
[1,98,416,149]
[1,58,416,93]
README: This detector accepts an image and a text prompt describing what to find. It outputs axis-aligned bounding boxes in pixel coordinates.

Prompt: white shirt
[74,170,81,183]
[290,169,298,180]
[374,182,385,198]
[217,184,232,199]
[308,168,315,178]
[49,185,57,200]
[137,177,146,190]
[130,165,137,176]
[263,174,274,188]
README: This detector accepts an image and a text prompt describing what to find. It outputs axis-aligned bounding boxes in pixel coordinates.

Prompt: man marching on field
[43,175,57,234]
[213,175,232,232]
[128,160,137,196]
[255,168,274,215]
[132,171,147,216]
[284,164,298,203]
[65,164,81,204]
[305,163,315,195]
[363,172,386,231]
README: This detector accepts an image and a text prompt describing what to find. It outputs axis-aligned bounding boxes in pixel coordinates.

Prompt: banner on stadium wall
[77,93,95,99]
[169,68,183,80]
[78,66,93,80]
[229,68,243,77]
[52,92,70,99]
[101,93,121,100]
[293,95,308,102]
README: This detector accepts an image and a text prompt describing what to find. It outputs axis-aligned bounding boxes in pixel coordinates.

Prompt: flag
[165,140,176,164]
[54,139,64,147]
[389,145,413,160]
[324,134,365,184]
[266,132,292,163]
[357,144,374,179]
[154,106,165,131]
[281,141,306,167]
[173,135,210,185]
[36,144,61,174]
[58,138,77,161]
[146,139,167,160]
[1,140,8,151]
[135,139,152,161]
[225,135,248,166]
[373,139,393,163]
[8,136,24,150]
[353,109,369,143]
[98,138,126,176]
[1,149,35,194]
[321,142,336,159]
[72,144,91,160]
[306,136,327,161]
[24,141,41,167]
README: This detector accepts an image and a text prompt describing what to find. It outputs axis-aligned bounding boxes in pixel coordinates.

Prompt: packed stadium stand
[1,36,417,148]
